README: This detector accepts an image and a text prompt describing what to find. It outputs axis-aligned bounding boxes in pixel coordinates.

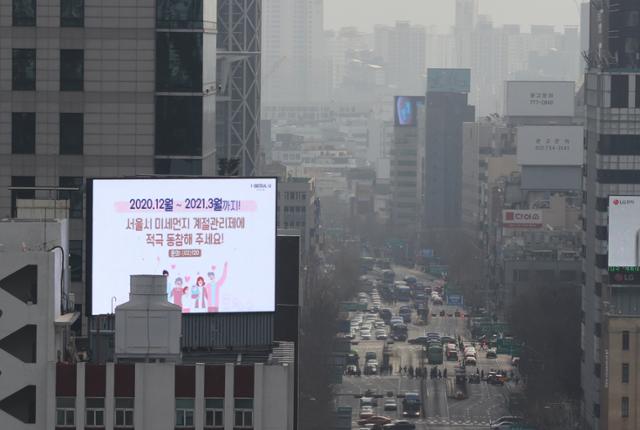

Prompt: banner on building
[502,209,543,228]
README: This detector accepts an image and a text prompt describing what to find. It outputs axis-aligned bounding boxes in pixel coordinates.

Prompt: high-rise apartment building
[0,0,218,309]
[454,0,478,68]
[374,22,426,95]
[582,1,640,429]
[216,0,262,176]
[262,0,324,103]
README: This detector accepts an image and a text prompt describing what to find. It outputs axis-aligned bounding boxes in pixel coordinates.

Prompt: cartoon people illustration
[170,277,187,308]
[192,276,206,309]
[206,262,228,312]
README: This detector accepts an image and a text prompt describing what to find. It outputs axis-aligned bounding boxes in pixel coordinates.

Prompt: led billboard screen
[505,81,575,117]
[608,196,640,268]
[88,178,277,314]
[427,68,471,93]
[516,126,584,166]
[394,96,424,127]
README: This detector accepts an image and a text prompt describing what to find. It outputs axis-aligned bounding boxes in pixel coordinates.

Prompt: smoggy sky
[324,0,582,32]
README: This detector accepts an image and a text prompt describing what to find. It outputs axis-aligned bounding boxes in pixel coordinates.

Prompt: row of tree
[298,248,359,430]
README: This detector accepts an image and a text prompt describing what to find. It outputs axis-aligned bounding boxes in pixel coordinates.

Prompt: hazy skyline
[324,0,582,32]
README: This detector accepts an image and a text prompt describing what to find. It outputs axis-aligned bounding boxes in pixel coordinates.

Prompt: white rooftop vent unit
[115,275,182,363]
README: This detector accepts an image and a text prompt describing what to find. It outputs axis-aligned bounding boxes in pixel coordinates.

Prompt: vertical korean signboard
[88,178,277,314]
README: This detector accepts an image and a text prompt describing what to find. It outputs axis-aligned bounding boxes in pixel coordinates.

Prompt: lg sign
[502,209,543,229]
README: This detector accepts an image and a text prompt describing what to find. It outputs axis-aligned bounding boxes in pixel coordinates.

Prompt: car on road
[364,360,378,375]
[365,352,377,361]
[486,348,498,358]
[360,406,374,419]
[440,335,455,344]
[407,336,429,346]
[464,356,477,366]
[360,396,377,407]
[382,419,416,430]
[375,330,388,340]
[357,415,393,426]
[360,330,372,340]
[379,308,392,322]
[383,398,397,411]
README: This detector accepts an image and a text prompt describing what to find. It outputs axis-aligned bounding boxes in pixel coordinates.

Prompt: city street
[336,266,516,429]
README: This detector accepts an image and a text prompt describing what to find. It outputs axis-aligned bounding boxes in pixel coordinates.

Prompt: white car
[360,406,374,419]
[383,398,397,411]
[360,330,372,340]
[376,330,388,340]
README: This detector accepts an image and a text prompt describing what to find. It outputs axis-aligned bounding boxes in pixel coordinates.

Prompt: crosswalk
[352,418,491,427]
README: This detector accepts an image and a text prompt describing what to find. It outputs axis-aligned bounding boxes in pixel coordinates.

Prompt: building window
[86,398,104,427]
[155,96,202,156]
[154,158,202,175]
[12,112,36,154]
[594,363,601,377]
[59,176,83,219]
[176,398,194,428]
[205,398,223,429]
[622,363,630,383]
[622,396,630,417]
[156,32,203,92]
[594,323,601,338]
[593,402,600,418]
[156,0,203,29]
[115,397,134,428]
[56,397,75,427]
[11,176,35,218]
[60,50,84,91]
[234,398,253,428]
[59,113,84,154]
[13,0,36,26]
[69,240,83,282]
[12,49,36,90]
[623,330,630,350]
[60,0,84,27]
[611,75,629,108]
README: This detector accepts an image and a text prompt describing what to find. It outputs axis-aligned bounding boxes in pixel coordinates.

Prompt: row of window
[12,0,83,27]
[282,191,307,201]
[13,49,83,91]
[12,0,207,29]
[11,112,83,155]
[56,397,252,428]
[10,96,206,158]
[13,33,209,94]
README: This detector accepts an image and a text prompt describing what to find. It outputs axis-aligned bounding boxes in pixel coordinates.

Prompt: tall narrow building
[261,0,324,103]
[582,1,640,429]
[216,0,262,176]
[423,69,475,230]
[374,22,426,95]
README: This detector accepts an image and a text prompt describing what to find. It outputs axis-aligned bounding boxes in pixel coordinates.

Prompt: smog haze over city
[0,1,637,430]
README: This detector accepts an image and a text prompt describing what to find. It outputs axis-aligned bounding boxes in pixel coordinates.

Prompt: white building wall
[0,220,67,430]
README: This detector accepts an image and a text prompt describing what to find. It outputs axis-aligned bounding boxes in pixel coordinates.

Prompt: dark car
[383,420,416,430]
[407,336,429,345]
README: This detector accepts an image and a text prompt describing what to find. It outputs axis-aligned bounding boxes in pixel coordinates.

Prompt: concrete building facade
[0,0,218,310]
[582,0,640,428]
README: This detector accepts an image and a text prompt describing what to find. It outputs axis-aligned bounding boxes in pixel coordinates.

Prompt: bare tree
[508,284,581,428]
[299,247,359,430]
